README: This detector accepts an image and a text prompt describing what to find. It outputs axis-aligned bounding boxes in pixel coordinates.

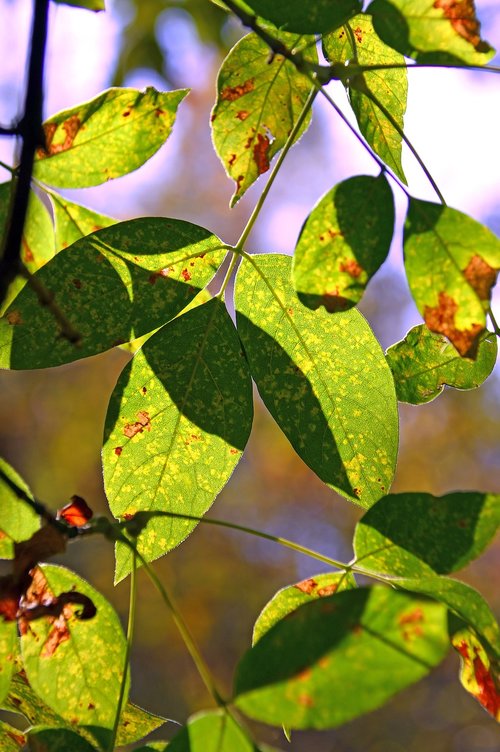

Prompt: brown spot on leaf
[434,0,489,50]
[38,115,82,158]
[398,608,424,626]
[155,108,165,117]
[339,258,363,278]
[319,291,351,313]
[123,410,151,438]
[6,310,23,325]
[298,692,314,708]
[228,153,237,167]
[72,278,82,289]
[41,611,71,658]
[141,386,147,395]
[149,266,174,284]
[295,578,318,595]
[253,133,270,176]
[88,702,95,710]
[122,110,131,117]
[22,240,34,263]
[353,26,363,43]
[317,583,339,597]
[297,667,312,682]
[6,730,25,747]
[463,254,497,301]
[236,110,249,120]
[473,654,500,718]
[424,291,483,358]
[229,448,239,454]
[114,446,123,456]
[220,78,255,101]
[181,268,192,281]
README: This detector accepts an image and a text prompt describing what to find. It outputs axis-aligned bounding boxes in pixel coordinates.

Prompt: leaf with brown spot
[0,721,26,752]
[211,32,317,206]
[404,199,500,358]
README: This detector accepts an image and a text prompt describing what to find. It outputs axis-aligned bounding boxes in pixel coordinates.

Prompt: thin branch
[0,125,19,137]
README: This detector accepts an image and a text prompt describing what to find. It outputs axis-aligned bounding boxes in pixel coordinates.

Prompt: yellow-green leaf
[49,191,116,250]
[0,721,25,752]
[0,457,40,559]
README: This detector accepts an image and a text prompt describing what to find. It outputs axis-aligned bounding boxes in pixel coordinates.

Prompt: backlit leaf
[0,620,17,704]
[235,254,398,507]
[33,87,188,188]
[292,174,394,311]
[0,218,225,369]
[27,727,98,752]
[404,199,500,358]
[103,298,253,582]
[165,709,258,751]
[354,491,500,577]
[49,191,116,250]
[253,571,357,644]
[323,16,407,182]
[0,458,40,559]
[450,625,500,722]
[0,721,25,752]
[20,564,128,729]
[386,325,498,404]
[368,0,495,65]
[241,0,361,34]
[211,32,316,206]
[52,0,104,9]
[235,586,449,728]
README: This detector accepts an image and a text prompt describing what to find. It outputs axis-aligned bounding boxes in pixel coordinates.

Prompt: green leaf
[165,709,256,751]
[0,721,26,751]
[33,87,188,188]
[0,620,17,704]
[253,571,357,644]
[0,218,225,369]
[52,0,104,9]
[20,564,128,729]
[103,298,253,581]
[386,325,498,404]
[368,0,495,65]
[27,726,98,752]
[134,744,169,752]
[323,16,408,182]
[211,33,316,206]
[241,0,361,34]
[292,174,394,311]
[404,199,500,358]
[49,191,116,250]
[450,624,500,722]
[234,586,449,728]
[0,458,40,559]
[235,254,398,507]
[354,491,500,577]
[115,702,168,746]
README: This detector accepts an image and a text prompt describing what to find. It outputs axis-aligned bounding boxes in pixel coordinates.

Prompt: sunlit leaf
[27,726,98,752]
[386,325,498,404]
[368,0,495,65]
[49,191,116,250]
[103,298,253,581]
[450,624,500,722]
[253,571,357,644]
[0,620,17,704]
[211,32,316,206]
[354,491,500,577]
[0,458,40,559]
[404,199,500,357]
[292,174,394,311]
[34,87,188,188]
[241,0,361,33]
[323,16,407,182]
[0,721,25,752]
[20,565,128,729]
[235,254,398,507]
[52,0,104,9]
[235,586,449,728]
[0,218,225,369]
[165,709,258,751]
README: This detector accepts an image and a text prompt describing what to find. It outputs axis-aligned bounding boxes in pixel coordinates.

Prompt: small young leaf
[33,87,188,188]
[386,325,498,404]
[241,0,361,34]
[404,200,500,357]
[165,709,257,751]
[0,218,225,369]
[0,458,40,559]
[235,254,398,507]
[27,726,98,752]
[235,586,449,729]
[323,16,408,182]
[0,721,26,751]
[354,491,500,577]
[20,564,128,729]
[49,191,116,250]
[368,0,495,65]
[103,299,253,581]
[211,32,316,206]
[450,625,500,722]
[292,174,394,311]
[253,571,356,644]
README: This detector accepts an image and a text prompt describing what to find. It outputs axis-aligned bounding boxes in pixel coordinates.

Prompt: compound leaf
[292,174,394,311]
[103,298,253,582]
[235,254,398,507]
[0,218,225,369]
[404,199,500,358]
[34,87,188,188]
[234,586,449,728]
[211,32,316,206]
[386,325,498,404]
[241,0,361,34]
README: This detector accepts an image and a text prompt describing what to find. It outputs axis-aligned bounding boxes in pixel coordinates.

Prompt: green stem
[108,553,137,752]
[215,251,241,300]
[234,87,318,252]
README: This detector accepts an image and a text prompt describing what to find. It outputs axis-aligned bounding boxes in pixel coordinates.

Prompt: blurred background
[0,1,500,749]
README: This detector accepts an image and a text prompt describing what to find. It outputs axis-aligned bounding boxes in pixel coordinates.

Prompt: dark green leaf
[323,16,407,182]
[242,0,361,34]
[386,325,498,404]
[34,88,188,188]
[235,254,398,507]
[253,572,356,644]
[404,199,500,357]
[235,586,449,728]
[450,623,500,722]
[49,191,116,250]
[354,491,500,576]
[211,33,316,206]
[0,721,26,751]
[292,174,394,311]
[21,565,128,729]
[0,457,40,559]
[0,218,225,369]
[27,726,98,752]
[103,299,253,581]
[166,709,257,751]
[368,0,495,65]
